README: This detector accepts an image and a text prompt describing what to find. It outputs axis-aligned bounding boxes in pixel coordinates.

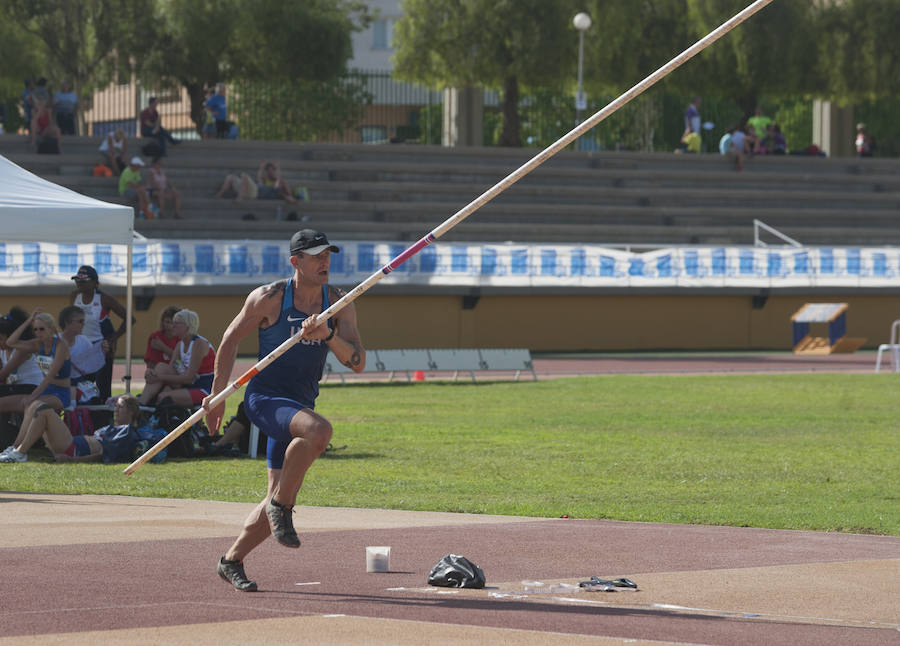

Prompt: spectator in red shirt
[139,97,180,156]
[144,305,182,369]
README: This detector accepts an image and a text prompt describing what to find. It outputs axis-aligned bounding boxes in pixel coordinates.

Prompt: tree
[0,19,46,132]
[577,0,694,96]
[0,0,155,134]
[684,0,825,116]
[138,0,370,133]
[393,0,577,147]
[816,0,900,101]
[135,0,243,134]
[231,74,373,142]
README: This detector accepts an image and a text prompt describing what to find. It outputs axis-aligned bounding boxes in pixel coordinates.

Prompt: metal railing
[64,71,818,152]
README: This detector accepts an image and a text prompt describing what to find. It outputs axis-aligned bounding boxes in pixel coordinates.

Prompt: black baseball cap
[290,229,340,256]
[71,265,99,282]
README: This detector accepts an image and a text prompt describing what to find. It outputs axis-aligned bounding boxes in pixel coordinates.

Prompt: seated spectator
[214,160,296,203]
[718,126,735,155]
[0,307,43,415]
[256,160,296,202]
[855,123,875,158]
[214,170,258,201]
[32,98,62,154]
[746,106,772,143]
[53,79,78,135]
[758,124,787,156]
[99,128,128,176]
[772,124,787,155]
[204,83,228,139]
[139,97,180,157]
[0,309,72,462]
[119,156,153,219]
[675,128,701,154]
[144,305,182,369]
[201,88,217,139]
[728,126,750,171]
[0,394,141,464]
[3,308,71,413]
[138,309,215,408]
[205,400,251,456]
[58,305,105,406]
[147,157,183,219]
[744,124,762,154]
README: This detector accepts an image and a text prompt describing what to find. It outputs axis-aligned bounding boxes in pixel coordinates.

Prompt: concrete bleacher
[1,134,898,247]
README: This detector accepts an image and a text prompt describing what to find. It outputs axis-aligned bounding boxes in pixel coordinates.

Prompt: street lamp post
[573,12,592,127]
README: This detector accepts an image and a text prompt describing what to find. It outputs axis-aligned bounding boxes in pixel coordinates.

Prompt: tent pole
[124,243,133,394]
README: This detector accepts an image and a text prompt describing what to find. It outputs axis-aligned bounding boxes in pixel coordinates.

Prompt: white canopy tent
[0,154,136,391]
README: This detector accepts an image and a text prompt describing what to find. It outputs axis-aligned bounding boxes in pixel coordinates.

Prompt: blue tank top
[246,282,332,407]
[36,337,71,380]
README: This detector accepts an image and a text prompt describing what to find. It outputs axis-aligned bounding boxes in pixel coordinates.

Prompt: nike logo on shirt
[286,315,304,322]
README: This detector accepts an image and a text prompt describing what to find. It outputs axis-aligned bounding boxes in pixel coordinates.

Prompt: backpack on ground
[155,403,206,458]
[65,408,95,437]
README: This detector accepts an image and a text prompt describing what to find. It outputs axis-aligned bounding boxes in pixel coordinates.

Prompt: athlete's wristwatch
[325,326,336,342]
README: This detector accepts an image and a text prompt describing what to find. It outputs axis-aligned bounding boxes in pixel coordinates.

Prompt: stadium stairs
[1,134,898,248]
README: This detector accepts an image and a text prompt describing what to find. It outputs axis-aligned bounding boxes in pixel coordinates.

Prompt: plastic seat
[874,320,900,373]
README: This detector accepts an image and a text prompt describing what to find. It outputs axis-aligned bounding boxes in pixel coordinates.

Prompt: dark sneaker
[265,497,301,548]
[217,557,258,592]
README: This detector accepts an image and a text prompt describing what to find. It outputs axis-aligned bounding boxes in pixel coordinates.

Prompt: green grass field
[3,374,897,535]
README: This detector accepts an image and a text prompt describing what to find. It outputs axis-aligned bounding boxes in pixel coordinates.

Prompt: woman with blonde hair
[0,309,72,463]
[139,309,216,408]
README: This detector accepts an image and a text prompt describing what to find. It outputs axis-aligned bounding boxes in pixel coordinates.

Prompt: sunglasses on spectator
[33,326,47,331]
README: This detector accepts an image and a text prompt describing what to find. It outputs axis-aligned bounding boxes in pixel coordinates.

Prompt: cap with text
[290,229,340,256]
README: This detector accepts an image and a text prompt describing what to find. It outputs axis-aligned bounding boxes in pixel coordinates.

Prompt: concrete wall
[3,291,895,356]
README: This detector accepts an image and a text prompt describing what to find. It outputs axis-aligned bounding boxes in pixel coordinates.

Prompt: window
[360,125,387,144]
[372,18,395,50]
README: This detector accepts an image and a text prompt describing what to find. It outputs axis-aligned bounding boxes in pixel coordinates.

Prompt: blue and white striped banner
[1,240,899,289]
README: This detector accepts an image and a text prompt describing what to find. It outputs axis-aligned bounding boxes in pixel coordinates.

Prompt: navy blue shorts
[244,390,311,470]
[70,435,92,457]
[43,384,71,409]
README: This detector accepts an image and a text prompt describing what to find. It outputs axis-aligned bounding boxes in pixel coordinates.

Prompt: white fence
[3,240,900,289]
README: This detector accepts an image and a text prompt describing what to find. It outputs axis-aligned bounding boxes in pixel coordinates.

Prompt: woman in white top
[0,307,43,412]
[99,128,128,175]
[69,264,130,403]
[59,305,106,405]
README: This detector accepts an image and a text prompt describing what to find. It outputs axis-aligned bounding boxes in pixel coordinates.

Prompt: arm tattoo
[328,285,347,303]
[263,280,288,299]
[342,346,362,368]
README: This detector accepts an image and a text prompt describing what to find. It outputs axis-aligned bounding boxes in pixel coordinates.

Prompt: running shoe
[0,448,27,463]
[217,557,258,592]
[265,497,301,548]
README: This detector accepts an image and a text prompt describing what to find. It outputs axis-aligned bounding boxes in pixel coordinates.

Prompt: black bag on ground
[155,403,206,458]
[427,554,486,589]
[0,413,17,449]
